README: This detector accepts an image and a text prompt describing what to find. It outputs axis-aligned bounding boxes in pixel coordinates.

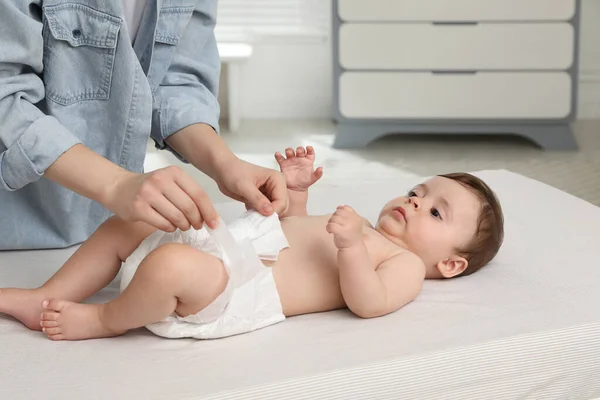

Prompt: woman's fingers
[149,193,191,231]
[162,181,202,230]
[243,182,273,214]
[267,175,289,215]
[138,166,219,231]
[172,171,218,229]
[139,204,176,232]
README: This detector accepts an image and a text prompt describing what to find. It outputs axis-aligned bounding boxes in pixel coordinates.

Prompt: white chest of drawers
[332,0,581,149]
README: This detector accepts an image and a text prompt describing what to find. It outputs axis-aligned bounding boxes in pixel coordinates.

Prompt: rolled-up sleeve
[150,0,221,162]
[0,1,81,191]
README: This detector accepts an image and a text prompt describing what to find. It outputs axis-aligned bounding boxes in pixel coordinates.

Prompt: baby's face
[375,176,481,273]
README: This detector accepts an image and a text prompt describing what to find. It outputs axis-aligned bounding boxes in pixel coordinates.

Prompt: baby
[0,146,504,340]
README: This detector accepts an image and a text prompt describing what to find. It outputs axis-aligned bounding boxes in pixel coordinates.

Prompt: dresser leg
[515,124,578,151]
[333,122,579,150]
[333,123,388,148]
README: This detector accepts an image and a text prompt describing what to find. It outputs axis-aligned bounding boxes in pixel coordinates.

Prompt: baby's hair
[438,173,504,277]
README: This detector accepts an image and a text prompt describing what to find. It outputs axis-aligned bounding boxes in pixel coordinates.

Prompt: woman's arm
[44,144,220,232]
[0,2,219,232]
[0,1,80,192]
[167,125,288,216]
[150,1,288,216]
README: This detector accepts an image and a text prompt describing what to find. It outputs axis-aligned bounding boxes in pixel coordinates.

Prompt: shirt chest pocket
[42,4,121,106]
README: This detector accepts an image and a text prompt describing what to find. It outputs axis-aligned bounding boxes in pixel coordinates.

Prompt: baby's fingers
[274,152,285,164]
[285,148,295,158]
[326,222,347,238]
[306,146,316,161]
[325,221,338,234]
[296,147,306,157]
[312,166,324,182]
[335,205,354,216]
[343,205,358,216]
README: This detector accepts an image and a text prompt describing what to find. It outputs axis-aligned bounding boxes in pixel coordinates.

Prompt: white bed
[1,170,599,400]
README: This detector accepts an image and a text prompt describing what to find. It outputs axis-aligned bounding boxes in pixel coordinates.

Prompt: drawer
[338,0,576,22]
[339,23,574,70]
[339,72,571,119]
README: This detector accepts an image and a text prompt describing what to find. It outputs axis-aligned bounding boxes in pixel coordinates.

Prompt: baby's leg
[0,217,155,331]
[40,243,228,341]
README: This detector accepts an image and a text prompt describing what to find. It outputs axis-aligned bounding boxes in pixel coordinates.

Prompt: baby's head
[376,173,504,279]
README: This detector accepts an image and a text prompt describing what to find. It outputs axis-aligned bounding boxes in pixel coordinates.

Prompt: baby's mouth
[392,207,406,221]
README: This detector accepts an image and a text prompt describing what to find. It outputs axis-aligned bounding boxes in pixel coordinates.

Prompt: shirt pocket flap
[155,6,195,45]
[44,4,121,49]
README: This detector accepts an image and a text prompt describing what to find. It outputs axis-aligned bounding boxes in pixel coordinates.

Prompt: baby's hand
[274,146,323,191]
[326,205,364,250]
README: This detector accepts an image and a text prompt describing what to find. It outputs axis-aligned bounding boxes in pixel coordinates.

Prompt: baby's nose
[411,197,422,210]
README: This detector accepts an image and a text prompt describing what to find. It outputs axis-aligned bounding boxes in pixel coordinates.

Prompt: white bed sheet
[1,170,599,399]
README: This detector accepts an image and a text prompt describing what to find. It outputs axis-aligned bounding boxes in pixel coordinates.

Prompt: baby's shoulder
[382,250,426,276]
[377,251,426,308]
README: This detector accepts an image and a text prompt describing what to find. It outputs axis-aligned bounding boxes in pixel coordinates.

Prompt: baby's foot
[0,288,46,331]
[40,300,125,341]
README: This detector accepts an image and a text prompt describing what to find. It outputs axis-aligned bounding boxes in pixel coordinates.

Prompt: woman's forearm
[44,143,129,206]
[165,123,238,180]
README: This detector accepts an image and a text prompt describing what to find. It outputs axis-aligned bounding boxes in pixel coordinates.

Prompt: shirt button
[72,29,82,38]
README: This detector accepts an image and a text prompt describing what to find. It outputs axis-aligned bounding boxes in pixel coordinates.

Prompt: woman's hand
[44,144,217,232]
[104,166,219,232]
[160,123,287,216]
[214,159,288,216]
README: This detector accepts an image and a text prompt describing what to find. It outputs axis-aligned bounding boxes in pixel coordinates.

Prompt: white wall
[220,0,600,121]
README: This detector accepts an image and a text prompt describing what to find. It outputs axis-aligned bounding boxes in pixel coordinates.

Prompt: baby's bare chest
[279,216,400,270]
[273,216,404,314]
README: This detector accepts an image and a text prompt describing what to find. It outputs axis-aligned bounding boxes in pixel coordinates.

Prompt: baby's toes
[41,310,59,322]
[47,333,65,341]
[42,327,62,336]
[42,299,67,313]
[40,319,58,329]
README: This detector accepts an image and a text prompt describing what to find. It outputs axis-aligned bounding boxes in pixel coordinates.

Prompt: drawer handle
[432,21,478,26]
[432,70,477,75]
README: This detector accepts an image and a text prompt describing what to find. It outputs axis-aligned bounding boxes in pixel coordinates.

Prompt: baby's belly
[271,216,346,316]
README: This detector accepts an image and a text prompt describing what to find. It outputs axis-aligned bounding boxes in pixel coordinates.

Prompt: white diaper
[119,210,289,339]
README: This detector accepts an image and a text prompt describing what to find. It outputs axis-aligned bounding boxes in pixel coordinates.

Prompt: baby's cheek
[412,221,438,245]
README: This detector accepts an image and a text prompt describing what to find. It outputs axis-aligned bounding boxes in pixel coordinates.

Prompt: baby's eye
[407,190,417,197]
[430,208,442,219]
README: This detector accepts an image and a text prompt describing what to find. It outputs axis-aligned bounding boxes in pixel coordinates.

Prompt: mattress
[1,169,599,400]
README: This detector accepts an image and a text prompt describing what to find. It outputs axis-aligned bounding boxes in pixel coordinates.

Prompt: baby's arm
[327,206,425,318]
[341,251,425,318]
[283,189,310,218]
[274,146,323,218]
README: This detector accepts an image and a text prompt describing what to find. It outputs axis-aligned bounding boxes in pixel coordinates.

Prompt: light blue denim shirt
[0,0,221,250]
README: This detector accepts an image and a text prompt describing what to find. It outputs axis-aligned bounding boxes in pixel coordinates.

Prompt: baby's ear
[436,255,468,278]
